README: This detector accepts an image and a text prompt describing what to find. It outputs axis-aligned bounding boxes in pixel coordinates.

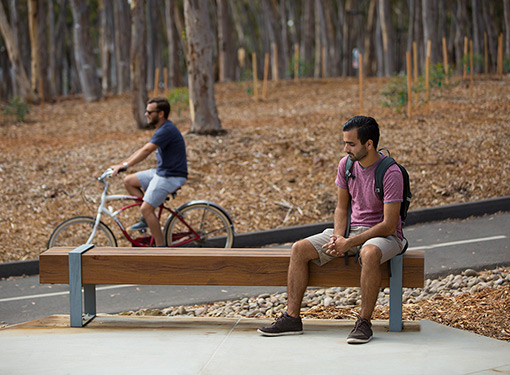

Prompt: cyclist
[110,97,188,247]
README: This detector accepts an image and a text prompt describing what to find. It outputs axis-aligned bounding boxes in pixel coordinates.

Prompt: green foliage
[459,53,484,74]
[167,87,189,117]
[504,56,510,73]
[2,97,30,122]
[429,63,452,88]
[380,74,411,114]
[286,56,314,78]
[381,63,452,114]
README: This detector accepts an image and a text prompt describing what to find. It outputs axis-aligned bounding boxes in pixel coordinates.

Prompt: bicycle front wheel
[164,202,235,248]
[47,216,117,248]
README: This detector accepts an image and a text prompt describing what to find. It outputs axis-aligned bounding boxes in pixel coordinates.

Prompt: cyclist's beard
[147,117,159,128]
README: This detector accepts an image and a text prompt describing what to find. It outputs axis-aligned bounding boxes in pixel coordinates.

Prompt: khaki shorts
[307,226,403,266]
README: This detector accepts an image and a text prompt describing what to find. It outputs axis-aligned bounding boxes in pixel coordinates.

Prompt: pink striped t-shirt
[335,155,404,240]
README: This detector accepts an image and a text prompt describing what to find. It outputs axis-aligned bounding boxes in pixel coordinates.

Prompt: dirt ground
[1,76,509,340]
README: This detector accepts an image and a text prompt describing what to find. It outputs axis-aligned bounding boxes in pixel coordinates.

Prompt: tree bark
[114,0,131,93]
[100,0,116,93]
[453,0,467,74]
[130,0,148,128]
[481,0,497,72]
[184,0,223,134]
[69,0,102,102]
[505,0,510,57]
[364,0,377,76]
[217,0,236,82]
[302,0,314,77]
[378,0,396,76]
[0,2,37,102]
[27,0,40,94]
[422,0,439,64]
[261,0,286,79]
[165,0,184,87]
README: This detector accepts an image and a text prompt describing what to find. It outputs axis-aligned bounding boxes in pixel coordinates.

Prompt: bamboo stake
[470,39,474,98]
[426,40,431,115]
[263,53,269,100]
[463,36,468,79]
[153,68,160,97]
[271,43,278,83]
[407,51,412,119]
[442,37,449,84]
[413,41,418,82]
[359,52,363,114]
[498,33,503,78]
[164,67,168,97]
[39,77,45,121]
[252,53,258,101]
[484,32,488,75]
[294,43,299,81]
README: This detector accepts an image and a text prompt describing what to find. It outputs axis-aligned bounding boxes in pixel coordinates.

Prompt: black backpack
[344,149,412,258]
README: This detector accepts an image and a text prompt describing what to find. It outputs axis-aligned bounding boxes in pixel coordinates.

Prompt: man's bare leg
[359,245,383,321]
[124,174,144,197]
[286,239,320,318]
[140,202,164,246]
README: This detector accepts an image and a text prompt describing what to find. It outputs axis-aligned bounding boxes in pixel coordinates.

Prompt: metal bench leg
[389,254,403,332]
[69,244,95,327]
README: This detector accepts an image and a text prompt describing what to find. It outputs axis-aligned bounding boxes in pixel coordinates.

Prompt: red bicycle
[47,168,235,248]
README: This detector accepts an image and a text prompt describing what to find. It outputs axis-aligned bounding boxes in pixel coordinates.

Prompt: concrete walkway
[1,315,509,374]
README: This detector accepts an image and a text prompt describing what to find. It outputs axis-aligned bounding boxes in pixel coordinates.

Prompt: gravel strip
[119,267,510,318]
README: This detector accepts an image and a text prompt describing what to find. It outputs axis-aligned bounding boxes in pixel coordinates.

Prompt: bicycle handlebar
[98,167,127,181]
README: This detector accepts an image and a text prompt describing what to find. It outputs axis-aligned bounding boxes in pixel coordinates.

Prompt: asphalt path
[1,212,508,326]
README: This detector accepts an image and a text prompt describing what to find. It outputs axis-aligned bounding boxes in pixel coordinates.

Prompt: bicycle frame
[87,175,200,247]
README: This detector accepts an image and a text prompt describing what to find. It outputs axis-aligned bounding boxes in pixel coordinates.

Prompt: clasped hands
[322,234,351,257]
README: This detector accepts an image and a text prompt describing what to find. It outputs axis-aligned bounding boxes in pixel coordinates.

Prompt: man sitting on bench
[258,116,404,344]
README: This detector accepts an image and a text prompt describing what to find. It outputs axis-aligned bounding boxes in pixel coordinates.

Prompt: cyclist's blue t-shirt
[150,120,188,178]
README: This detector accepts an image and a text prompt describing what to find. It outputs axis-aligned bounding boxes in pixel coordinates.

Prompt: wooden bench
[39,245,424,330]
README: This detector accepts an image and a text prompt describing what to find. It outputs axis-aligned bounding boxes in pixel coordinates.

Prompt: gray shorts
[136,169,187,208]
[307,226,403,266]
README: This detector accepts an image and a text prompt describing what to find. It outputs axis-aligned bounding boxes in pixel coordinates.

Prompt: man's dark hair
[342,116,380,149]
[147,97,171,119]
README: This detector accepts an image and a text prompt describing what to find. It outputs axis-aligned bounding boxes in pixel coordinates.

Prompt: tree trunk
[0,2,37,102]
[364,0,377,76]
[414,0,424,74]
[422,0,439,64]
[114,0,131,93]
[481,0,498,72]
[130,0,148,129]
[53,0,68,95]
[147,0,164,92]
[375,9,384,76]
[165,0,184,87]
[505,0,510,57]
[302,0,314,77]
[217,0,236,82]
[378,0,396,76]
[69,0,102,102]
[184,0,223,134]
[261,0,286,79]
[454,0,467,74]
[100,0,116,93]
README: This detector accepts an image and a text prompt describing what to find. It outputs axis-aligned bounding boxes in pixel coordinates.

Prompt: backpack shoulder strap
[374,156,396,200]
[345,157,354,184]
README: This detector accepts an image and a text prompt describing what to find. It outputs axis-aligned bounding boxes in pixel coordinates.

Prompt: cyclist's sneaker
[346,318,373,344]
[129,216,148,231]
[257,312,303,336]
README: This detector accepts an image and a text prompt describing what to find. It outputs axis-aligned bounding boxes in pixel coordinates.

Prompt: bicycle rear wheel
[47,216,117,248]
[164,202,234,248]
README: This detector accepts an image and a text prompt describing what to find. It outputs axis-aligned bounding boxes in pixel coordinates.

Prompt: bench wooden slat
[40,247,424,288]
